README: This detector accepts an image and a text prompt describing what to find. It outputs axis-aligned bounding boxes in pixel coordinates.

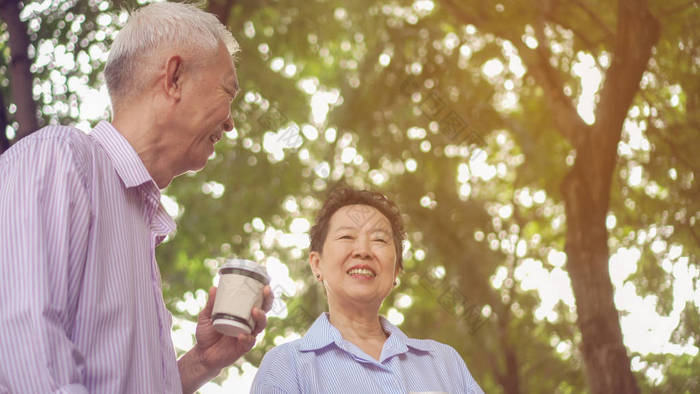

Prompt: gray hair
[105,2,239,108]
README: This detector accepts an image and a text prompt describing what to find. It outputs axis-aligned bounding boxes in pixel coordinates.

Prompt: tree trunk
[207,0,236,24]
[561,137,639,393]
[0,0,39,141]
[0,89,10,153]
[561,1,660,393]
[497,306,521,394]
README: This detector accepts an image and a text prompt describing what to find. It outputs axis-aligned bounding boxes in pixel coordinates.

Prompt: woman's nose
[352,236,372,259]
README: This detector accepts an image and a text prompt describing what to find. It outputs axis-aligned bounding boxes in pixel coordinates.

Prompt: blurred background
[1,0,698,392]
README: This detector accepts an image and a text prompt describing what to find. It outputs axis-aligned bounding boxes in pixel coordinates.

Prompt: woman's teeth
[347,268,376,277]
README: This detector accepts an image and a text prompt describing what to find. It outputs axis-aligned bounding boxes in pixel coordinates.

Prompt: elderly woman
[252,187,483,393]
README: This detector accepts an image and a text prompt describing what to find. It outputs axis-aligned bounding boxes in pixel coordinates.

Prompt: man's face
[173,44,238,172]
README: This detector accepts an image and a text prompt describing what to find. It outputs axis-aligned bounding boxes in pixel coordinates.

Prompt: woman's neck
[327,302,388,360]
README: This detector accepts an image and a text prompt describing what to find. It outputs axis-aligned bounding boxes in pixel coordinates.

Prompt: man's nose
[223,114,234,132]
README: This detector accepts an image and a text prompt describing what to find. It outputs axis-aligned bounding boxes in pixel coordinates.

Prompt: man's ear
[164,55,184,101]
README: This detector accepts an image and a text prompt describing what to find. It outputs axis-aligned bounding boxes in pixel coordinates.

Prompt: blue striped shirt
[251,313,483,394]
[0,122,180,393]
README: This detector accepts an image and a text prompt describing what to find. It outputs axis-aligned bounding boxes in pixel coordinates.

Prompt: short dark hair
[310,186,406,270]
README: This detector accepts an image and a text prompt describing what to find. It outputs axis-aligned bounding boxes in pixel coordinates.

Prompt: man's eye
[339,235,353,240]
[373,238,388,243]
[223,88,236,102]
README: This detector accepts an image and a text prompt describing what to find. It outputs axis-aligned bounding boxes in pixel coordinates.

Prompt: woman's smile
[346,264,377,279]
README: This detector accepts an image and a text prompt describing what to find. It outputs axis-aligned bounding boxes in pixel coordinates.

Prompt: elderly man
[0,3,270,393]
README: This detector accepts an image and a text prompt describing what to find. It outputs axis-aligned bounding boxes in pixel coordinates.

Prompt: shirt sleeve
[250,345,299,394]
[446,345,485,394]
[0,135,91,393]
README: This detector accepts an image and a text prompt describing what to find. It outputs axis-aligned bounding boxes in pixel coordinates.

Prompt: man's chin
[193,159,208,172]
[182,157,208,175]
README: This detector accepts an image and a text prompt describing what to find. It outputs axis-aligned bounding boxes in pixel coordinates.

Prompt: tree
[0,0,135,153]
[0,0,38,149]
[433,0,661,391]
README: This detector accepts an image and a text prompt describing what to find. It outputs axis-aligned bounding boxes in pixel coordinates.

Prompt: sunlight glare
[482,58,504,78]
[571,52,602,125]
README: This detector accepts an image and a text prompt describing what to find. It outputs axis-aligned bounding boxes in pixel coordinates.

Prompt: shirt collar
[91,121,154,189]
[378,315,435,362]
[298,313,434,360]
[91,121,176,240]
[298,313,343,352]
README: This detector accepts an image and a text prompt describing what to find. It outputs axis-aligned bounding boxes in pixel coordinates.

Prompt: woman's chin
[340,287,391,307]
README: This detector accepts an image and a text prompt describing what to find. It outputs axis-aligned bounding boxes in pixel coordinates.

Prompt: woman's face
[309,204,398,309]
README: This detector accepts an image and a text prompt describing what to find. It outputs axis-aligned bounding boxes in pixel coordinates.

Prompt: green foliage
[1,0,145,132]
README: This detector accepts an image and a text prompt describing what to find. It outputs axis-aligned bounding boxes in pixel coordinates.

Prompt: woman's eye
[339,235,353,240]
[373,238,388,243]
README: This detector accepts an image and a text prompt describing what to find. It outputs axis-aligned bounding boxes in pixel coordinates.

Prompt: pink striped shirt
[0,121,181,393]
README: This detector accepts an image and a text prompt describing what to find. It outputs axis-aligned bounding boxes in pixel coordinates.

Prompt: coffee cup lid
[219,259,270,283]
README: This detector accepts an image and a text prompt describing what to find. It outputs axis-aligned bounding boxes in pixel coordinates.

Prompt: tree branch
[637,87,700,177]
[544,13,595,48]
[593,0,661,160]
[438,0,480,26]
[206,0,236,24]
[688,223,700,246]
[661,0,699,17]
[527,11,590,147]
[572,0,615,39]
[543,13,607,71]
[439,0,589,148]
[646,123,699,175]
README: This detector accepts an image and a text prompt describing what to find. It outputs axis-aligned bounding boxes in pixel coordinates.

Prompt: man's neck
[112,107,174,189]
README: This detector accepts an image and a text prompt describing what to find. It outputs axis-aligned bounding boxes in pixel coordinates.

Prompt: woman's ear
[309,251,322,280]
[393,263,401,286]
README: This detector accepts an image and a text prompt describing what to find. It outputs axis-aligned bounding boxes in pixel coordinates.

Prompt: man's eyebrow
[231,79,239,94]
[223,76,239,97]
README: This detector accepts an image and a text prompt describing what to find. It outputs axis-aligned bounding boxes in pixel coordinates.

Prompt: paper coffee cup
[212,259,269,336]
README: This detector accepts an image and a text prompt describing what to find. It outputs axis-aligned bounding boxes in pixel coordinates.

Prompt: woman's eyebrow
[333,226,357,233]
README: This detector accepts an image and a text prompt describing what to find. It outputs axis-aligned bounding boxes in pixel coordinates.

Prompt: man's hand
[195,285,273,369]
[178,285,273,394]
